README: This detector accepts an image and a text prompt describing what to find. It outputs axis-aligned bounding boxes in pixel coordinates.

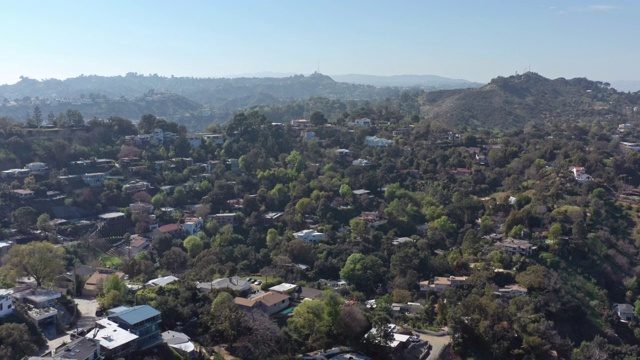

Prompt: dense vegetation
[2,73,640,359]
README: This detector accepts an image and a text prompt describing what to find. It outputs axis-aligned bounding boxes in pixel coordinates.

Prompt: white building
[293,229,326,243]
[24,162,48,175]
[0,289,14,317]
[354,118,373,127]
[146,275,179,287]
[203,134,225,145]
[570,166,593,183]
[82,173,107,187]
[496,284,528,297]
[12,189,34,199]
[352,159,372,166]
[151,128,164,144]
[182,217,203,236]
[365,136,394,147]
[88,319,139,358]
[187,135,203,147]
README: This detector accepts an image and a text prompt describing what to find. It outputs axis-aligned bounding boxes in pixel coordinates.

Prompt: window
[0,303,3,310]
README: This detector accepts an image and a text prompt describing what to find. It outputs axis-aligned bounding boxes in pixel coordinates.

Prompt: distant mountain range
[331,74,483,89]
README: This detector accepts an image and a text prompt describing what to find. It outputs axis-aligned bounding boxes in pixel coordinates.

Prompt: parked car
[95,306,104,317]
[255,280,263,285]
[246,277,253,282]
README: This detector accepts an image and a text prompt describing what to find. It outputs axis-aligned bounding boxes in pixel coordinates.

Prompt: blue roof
[108,305,160,325]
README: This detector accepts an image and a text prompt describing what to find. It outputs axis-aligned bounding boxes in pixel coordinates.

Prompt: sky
[1,1,638,85]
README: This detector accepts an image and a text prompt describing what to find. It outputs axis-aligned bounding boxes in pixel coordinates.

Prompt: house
[234,291,290,315]
[263,212,284,224]
[209,213,237,226]
[268,283,298,295]
[357,211,387,228]
[155,223,183,238]
[130,202,154,215]
[366,324,411,348]
[392,237,413,245]
[203,133,225,145]
[392,128,411,138]
[364,136,394,147]
[290,119,311,129]
[318,279,348,290]
[197,276,251,294]
[301,131,316,141]
[419,276,467,293]
[354,118,373,127]
[33,336,102,360]
[162,330,196,357]
[570,166,593,183]
[336,149,350,156]
[619,123,633,132]
[352,189,371,197]
[123,181,151,193]
[11,287,62,325]
[182,217,203,236]
[616,303,635,322]
[391,302,423,317]
[496,238,536,256]
[83,270,125,297]
[352,159,372,166]
[0,289,14,318]
[88,319,139,358]
[146,275,179,287]
[128,235,151,256]
[11,189,34,199]
[1,168,30,178]
[293,229,326,243]
[81,173,107,187]
[496,284,528,297]
[187,134,203,147]
[296,287,323,301]
[107,305,163,351]
[24,162,48,175]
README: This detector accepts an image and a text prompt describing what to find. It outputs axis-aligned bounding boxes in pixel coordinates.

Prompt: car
[246,277,253,282]
[95,306,104,317]
[408,335,421,343]
[255,280,263,285]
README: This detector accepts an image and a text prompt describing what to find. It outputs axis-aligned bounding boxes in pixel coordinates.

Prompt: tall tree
[2,241,65,287]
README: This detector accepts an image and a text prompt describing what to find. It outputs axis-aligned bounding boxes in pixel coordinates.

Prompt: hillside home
[162,330,196,357]
[290,119,311,129]
[12,189,34,199]
[234,291,290,315]
[209,213,237,226]
[197,276,251,295]
[154,223,183,238]
[570,166,593,183]
[187,134,203,147]
[130,202,154,215]
[11,287,62,325]
[24,162,49,175]
[107,305,163,351]
[495,238,536,256]
[357,211,387,228]
[352,158,372,166]
[419,276,467,293]
[88,319,139,358]
[293,229,326,243]
[0,289,14,318]
[129,235,151,256]
[182,217,203,235]
[496,284,528,297]
[616,303,635,322]
[81,173,107,187]
[83,270,125,297]
[146,275,179,287]
[364,136,394,147]
[203,133,225,145]
[353,118,373,127]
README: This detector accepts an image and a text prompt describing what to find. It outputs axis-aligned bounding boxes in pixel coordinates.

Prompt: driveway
[417,333,451,360]
[75,297,100,329]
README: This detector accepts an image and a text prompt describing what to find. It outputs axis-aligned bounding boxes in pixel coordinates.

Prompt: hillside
[331,73,483,89]
[419,72,640,129]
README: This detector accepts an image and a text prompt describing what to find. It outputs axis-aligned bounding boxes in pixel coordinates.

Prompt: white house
[570,166,593,183]
[354,118,373,127]
[24,162,48,175]
[187,135,203,147]
[182,217,203,236]
[151,128,164,144]
[496,284,528,297]
[0,289,14,318]
[352,159,372,166]
[81,173,107,187]
[293,229,326,243]
[365,136,394,147]
[12,189,34,199]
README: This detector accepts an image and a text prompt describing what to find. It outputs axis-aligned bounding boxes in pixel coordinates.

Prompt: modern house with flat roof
[88,319,139,358]
[197,276,251,295]
[0,289,14,318]
[107,305,162,351]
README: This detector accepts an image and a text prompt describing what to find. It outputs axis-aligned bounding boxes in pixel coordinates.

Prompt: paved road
[417,333,451,360]
[75,297,100,329]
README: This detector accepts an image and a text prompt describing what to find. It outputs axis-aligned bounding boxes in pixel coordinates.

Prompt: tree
[184,235,204,258]
[0,323,39,360]
[33,106,42,127]
[36,213,53,233]
[66,109,84,127]
[100,274,127,309]
[2,241,65,287]
[340,253,385,293]
[11,206,38,232]
[160,247,189,272]
[310,111,327,126]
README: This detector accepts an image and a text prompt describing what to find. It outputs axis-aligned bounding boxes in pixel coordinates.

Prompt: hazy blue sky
[1,1,637,85]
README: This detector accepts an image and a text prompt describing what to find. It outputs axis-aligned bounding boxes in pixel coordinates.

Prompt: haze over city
[2,0,639,86]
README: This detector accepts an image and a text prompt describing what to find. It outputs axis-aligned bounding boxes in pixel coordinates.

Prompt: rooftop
[98,212,125,220]
[107,305,160,325]
[146,275,179,287]
[269,283,298,293]
[89,319,139,350]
